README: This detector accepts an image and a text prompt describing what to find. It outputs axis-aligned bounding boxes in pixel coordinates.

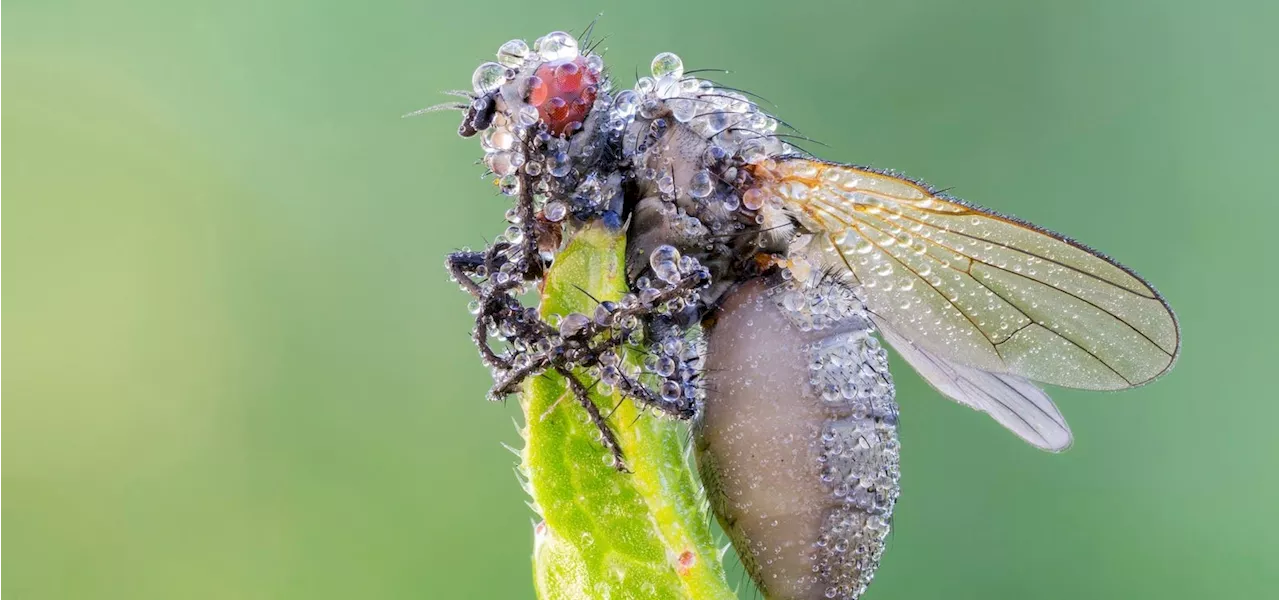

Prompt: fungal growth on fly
[431,27,1181,600]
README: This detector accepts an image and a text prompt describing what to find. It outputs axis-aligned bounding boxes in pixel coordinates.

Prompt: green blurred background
[4,0,1276,598]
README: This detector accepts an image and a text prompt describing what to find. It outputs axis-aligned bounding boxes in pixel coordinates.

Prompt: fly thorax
[616,53,802,305]
[696,276,899,600]
[462,42,804,301]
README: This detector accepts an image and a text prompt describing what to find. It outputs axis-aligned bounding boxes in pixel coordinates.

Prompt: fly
[430,28,1181,600]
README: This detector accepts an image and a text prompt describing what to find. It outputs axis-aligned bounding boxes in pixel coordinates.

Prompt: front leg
[447,251,510,371]
[557,367,629,472]
[445,250,487,299]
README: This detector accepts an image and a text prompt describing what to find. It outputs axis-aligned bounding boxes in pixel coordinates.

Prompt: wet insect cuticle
[434,27,1180,600]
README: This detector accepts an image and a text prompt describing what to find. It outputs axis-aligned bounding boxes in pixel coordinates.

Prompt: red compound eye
[531,56,598,136]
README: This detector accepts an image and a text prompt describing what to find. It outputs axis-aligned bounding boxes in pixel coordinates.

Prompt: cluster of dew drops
[769,275,901,600]
[454,31,902,600]
[619,48,801,249]
[536,242,710,411]
[469,31,600,214]
[636,245,709,405]
[466,31,796,243]
[462,241,710,417]
[457,31,804,413]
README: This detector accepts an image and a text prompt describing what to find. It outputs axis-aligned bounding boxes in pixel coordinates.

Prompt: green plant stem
[520,222,734,600]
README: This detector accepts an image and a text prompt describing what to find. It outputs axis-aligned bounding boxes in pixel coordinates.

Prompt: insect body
[698,276,898,600]
[435,29,1180,600]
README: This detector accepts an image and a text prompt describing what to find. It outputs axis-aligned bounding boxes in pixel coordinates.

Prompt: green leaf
[519,222,735,600]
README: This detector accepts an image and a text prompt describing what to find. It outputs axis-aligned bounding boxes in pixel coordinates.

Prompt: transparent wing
[873,314,1071,451]
[756,158,1180,391]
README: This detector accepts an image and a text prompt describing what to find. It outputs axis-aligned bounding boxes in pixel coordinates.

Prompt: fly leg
[613,371,697,420]
[444,249,487,299]
[446,165,557,373]
[557,367,628,472]
[513,168,545,282]
[446,246,518,372]
[566,267,712,423]
[449,226,712,468]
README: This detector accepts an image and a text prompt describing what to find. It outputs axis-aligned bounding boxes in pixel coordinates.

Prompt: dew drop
[601,366,622,386]
[496,39,530,67]
[585,54,605,75]
[649,245,683,283]
[489,128,515,151]
[613,90,640,116]
[486,151,516,176]
[639,98,663,120]
[558,313,591,338]
[535,31,578,61]
[657,174,675,195]
[654,75,681,99]
[471,62,506,95]
[650,52,684,79]
[742,188,766,210]
[670,98,697,123]
[689,170,714,198]
[544,200,568,222]
[517,104,540,127]
[548,152,572,177]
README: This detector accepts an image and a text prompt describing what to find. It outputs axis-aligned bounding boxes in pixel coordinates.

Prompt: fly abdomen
[696,276,899,600]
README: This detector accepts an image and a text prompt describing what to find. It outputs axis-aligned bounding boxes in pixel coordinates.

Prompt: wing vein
[874,203,1156,300]
[852,214,1135,385]
[849,220,1001,352]
[847,201,1171,372]
[981,259,1173,360]
[825,196,1141,386]
[763,159,1180,391]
